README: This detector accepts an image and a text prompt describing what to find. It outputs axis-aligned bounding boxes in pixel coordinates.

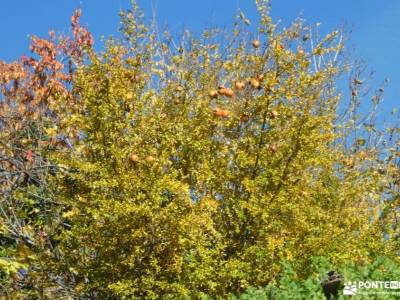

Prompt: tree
[0,1,398,298]
[0,9,93,297]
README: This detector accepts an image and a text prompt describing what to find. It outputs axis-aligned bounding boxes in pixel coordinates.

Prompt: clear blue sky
[1,0,398,114]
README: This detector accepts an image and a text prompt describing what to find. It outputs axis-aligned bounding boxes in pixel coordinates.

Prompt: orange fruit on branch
[252,40,260,48]
[240,114,250,122]
[129,153,139,162]
[218,85,226,95]
[268,110,279,119]
[224,88,234,98]
[235,81,246,90]
[209,90,219,98]
[213,107,230,118]
[266,143,278,154]
[250,78,261,89]
[276,43,284,51]
[175,85,184,92]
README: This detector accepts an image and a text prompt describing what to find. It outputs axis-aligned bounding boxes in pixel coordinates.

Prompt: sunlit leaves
[0,0,398,299]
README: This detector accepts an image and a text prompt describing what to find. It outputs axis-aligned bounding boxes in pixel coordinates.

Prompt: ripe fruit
[268,110,279,119]
[250,78,261,89]
[297,47,304,56]
[224,88,234,98]
[129,153,139,162]
[218,86,226,95]
[235,81,246,90]
[252,39,260,48]
[209,90,219,98]
[175,85,184,92]
[266,143,278,154]
[213,107,230,118]
[240,114,250,122]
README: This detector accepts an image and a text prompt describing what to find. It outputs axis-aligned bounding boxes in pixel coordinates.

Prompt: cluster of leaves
[0,0,398,298]
[0,9,93,297]
[223,256,400,300]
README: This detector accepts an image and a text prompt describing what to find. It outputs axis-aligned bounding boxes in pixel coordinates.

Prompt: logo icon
[343,282,358,295]
[390,281,399,289]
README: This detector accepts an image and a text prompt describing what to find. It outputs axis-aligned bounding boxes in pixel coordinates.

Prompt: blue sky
[1,0,398,114]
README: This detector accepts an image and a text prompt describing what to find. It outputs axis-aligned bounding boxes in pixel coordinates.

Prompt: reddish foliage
[0,9,94,264]
[25,149,33,162]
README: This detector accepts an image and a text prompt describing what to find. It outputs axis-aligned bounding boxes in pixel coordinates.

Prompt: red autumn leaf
[26,149,33,161]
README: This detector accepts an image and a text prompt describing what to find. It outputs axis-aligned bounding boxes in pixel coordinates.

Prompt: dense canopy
[0,1,398,299]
